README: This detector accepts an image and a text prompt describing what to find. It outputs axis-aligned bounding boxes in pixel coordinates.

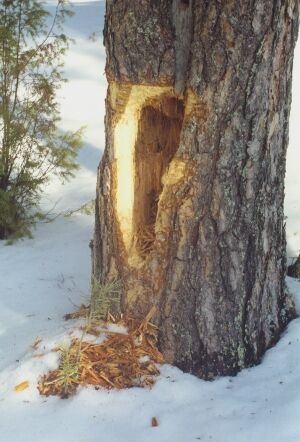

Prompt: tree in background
[0,0,83,240]
[93,0,299,379]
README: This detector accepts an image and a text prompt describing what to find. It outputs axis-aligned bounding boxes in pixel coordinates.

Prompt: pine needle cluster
[57,343,80,397]
[55,280,121,396]
[89,278,121,322]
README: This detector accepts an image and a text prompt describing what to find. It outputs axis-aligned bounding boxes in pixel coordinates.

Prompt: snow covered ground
[0,2,299,441]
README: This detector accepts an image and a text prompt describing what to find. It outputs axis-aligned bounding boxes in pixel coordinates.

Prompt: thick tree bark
[94,0,299,378]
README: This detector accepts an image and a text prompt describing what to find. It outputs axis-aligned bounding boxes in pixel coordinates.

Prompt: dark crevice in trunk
[133,96,184,258]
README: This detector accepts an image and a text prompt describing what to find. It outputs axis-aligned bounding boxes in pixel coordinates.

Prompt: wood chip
[14,381,29,392]
[38,311,164,398]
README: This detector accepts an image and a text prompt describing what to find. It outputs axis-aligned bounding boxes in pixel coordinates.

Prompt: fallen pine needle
[31,336,42,350]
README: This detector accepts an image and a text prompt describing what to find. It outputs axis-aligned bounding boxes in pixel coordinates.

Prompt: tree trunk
[93,0,299,378]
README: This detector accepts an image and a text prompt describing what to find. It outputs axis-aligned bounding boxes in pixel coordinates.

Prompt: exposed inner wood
[112,84,174,254]
[133,97,184,258]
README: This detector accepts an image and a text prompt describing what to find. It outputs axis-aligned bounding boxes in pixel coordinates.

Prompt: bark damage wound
[112,82,190,264]
[134,97,184,258]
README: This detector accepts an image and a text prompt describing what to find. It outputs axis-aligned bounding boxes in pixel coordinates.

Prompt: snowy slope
[0,2,300,442]
[286,39,300,259]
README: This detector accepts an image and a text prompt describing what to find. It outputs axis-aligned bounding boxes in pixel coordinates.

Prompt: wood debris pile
[38,311,164,398]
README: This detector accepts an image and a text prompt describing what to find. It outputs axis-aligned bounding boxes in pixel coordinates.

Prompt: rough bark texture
[94,0,299,378]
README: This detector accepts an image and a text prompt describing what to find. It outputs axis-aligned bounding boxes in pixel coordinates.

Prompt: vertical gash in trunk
[93,0,299,378]
[134,97,184,258]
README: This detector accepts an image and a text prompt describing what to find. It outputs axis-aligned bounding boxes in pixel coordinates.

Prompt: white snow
[0,2,300,441]
[286,37,300,260]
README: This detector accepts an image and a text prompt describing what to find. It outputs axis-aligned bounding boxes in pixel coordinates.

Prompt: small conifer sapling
[0,0,83,239]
